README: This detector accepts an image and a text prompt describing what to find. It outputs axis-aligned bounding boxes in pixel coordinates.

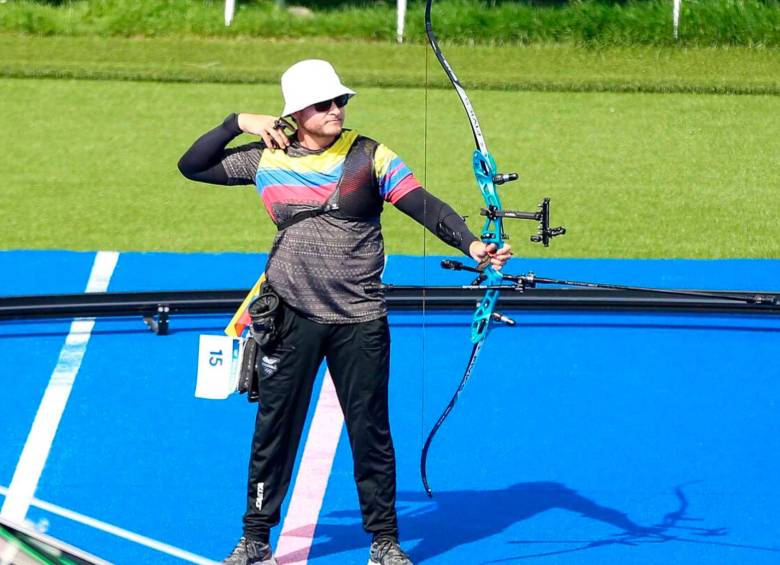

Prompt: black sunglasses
[313,94,350,112]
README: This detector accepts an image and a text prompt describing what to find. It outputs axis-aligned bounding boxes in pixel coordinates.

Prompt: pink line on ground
[275,371,344,564]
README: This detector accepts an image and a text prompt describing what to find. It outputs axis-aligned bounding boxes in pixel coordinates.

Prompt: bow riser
[471,287,499,343]
[474,150,503,245]
[471,150,505,343]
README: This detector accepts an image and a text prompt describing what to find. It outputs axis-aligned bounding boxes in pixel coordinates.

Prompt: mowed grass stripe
[2,77,778,258]
[1,35,779,95]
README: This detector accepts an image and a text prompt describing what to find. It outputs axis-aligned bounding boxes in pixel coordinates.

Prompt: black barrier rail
[1,288,779,335]
[0,290,247,335]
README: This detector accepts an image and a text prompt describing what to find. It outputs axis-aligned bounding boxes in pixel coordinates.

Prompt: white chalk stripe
[0,485,217,565]
[1,251,119,523]
[275,371,344,564]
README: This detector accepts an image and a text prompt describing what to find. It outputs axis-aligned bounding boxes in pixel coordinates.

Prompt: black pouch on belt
[248,284,282,350]
[236,284,282,403]
[238,338,260,403]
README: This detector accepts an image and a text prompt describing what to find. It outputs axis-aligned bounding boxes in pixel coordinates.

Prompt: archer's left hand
[469,241,512,271]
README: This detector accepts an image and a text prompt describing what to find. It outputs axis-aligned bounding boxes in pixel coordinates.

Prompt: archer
[178,58,511,565]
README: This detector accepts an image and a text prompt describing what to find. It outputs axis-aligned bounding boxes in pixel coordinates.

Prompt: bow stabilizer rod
[440,260,778,305]
[511,273,778,306]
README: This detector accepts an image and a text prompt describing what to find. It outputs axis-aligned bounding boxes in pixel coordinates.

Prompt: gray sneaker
[369,536,414,565]
[223,536,278,565]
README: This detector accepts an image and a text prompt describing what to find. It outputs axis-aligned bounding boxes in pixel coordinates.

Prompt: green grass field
[3,0,780,47]
[1,35,779,258]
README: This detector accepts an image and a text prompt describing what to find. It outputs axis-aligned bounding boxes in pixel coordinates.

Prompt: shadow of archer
[279,481,731,563]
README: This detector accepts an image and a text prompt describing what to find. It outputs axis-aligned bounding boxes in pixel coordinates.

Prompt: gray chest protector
[275,135,381,230]
[266,135,388,325]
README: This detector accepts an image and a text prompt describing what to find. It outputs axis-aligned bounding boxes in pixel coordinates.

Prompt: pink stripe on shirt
[386,175,421,205]
[261,182,338,221]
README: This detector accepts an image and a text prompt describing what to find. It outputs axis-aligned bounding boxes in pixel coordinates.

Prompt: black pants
[242,303,398,543]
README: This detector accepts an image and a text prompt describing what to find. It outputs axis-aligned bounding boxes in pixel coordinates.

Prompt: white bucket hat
[280,59,356,116]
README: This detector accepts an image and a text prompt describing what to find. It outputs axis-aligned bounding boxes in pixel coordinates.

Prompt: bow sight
[480,196,566,247]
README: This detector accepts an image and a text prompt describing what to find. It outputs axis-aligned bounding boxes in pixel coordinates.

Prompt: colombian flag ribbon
[225,273,266,337]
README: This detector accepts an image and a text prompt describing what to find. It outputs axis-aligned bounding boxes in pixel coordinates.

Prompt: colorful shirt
[222,130,420,323]
[256,130,420,225]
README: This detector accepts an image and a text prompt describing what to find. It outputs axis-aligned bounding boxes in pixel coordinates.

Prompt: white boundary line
[0,485,217,565]
[1,251,119,523]
[275,371,344,564]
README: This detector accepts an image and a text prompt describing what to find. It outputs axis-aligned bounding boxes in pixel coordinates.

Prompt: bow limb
[424,0,488,154]
[420,341,482,496]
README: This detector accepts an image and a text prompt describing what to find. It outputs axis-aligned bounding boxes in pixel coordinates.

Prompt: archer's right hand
[237,113,293,150]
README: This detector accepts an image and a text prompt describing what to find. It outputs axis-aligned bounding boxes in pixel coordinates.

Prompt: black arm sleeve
[177,113,262,185]
[395,188,479,256]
